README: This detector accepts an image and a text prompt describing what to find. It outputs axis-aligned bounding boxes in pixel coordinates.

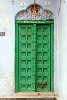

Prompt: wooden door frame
[15,20,54,92]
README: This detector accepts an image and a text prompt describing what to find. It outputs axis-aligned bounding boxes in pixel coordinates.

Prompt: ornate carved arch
[16,4,54,20]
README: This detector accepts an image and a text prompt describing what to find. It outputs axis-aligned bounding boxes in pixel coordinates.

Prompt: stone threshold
[0,92,60,100]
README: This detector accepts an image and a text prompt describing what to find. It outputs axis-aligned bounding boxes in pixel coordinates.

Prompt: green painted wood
[15,20,54,92]
[18,24,36,92]
[15,23,19,92]
[16,20,54,24]
[34,24,37,91]
[36,25,51,92]
[51,24,54,92]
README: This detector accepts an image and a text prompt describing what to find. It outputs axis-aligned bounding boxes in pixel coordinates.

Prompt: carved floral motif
[16,4,54,20]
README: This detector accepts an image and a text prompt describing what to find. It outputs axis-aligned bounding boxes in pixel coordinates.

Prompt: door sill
[0,92,60,100]
[13,92,56,98]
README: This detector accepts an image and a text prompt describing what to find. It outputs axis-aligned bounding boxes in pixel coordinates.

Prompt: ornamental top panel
[16,4,54,20]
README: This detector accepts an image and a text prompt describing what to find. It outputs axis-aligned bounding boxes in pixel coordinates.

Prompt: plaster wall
[57,0,67,100]
[0,0,59,98]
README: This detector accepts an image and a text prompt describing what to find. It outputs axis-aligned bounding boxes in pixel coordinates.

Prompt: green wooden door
[18,24,36,92]
[36,25,50,92]
[15,20,54,92]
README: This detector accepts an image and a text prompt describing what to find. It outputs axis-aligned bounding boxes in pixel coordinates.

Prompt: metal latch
[38,81,47,90]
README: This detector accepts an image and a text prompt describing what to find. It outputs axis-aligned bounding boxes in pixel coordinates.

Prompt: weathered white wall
[57,0,67,100]
[0,0,64,100]
[0,0,58,96]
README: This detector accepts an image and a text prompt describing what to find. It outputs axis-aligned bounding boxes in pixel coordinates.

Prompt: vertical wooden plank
[32,24,36,91]
[15,22,19,92]
[47,25,51,91]
[18,25,22,91]
[51,23,54,92]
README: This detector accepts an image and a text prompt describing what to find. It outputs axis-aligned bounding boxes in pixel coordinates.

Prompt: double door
[15,22,54,92]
